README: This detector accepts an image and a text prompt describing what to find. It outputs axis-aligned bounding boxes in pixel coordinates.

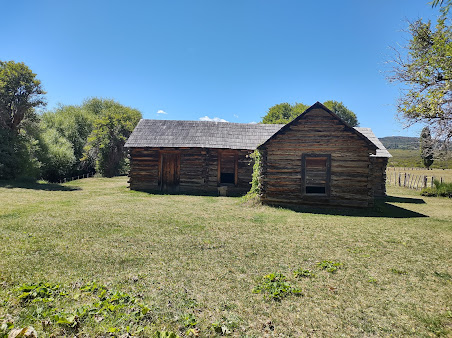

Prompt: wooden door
[160,152,180,192]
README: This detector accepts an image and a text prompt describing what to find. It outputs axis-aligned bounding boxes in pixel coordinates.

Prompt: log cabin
[125,102,391,207]
[257,102,391,208]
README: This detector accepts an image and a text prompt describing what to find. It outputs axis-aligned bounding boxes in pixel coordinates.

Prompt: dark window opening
[306,186,326,194]
[302,154,330,196]
[220,172,235,184]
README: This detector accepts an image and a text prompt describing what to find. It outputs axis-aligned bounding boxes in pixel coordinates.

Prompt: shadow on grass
[0,180,81,191]
[384,195,426,204]
[267,196,428,218]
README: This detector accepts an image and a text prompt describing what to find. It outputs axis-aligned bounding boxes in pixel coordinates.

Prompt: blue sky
[1,0,442,137]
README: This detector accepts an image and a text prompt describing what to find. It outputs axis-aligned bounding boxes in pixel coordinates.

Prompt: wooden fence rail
[386,172,444,190]
[58,172,95,184]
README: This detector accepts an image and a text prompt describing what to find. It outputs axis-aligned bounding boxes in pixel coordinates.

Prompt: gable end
[258,102,377,152]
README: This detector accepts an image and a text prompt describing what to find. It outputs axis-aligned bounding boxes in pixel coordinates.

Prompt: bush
[40,128,76,182]
[421,180,452,197]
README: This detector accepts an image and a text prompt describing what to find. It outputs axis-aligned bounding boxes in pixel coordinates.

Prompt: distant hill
[380,136,419,150]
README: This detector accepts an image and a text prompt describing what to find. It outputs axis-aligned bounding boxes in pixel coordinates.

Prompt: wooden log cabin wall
[257,103,379,208]
[370,157,389,197]
[125,120,282,196]
[128,147,254,196]
[125,102,391,206]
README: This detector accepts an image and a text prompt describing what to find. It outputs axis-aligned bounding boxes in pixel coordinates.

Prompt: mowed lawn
[0,177,451,337]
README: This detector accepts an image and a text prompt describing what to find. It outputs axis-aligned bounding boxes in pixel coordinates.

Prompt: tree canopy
[389,3,451,141]
[261,102,308,124]
[83,99,142,177]
[0,61,46,131]
[0,61,46,179]
[261,100,359,126]
[322,100,359,127]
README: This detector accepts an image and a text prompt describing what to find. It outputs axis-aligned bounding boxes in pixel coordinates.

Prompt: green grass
[1,177,451,336]
[388,149,452,169]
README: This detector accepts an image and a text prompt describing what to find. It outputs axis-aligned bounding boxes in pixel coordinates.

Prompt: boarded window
[302,154,331,196]
[218,151,237,185]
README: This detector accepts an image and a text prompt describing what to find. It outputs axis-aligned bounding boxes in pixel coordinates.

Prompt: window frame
[301,153,331,197]
[217,150,238,186]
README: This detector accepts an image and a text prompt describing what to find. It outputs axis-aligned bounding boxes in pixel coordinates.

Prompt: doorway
[159,152,180,192]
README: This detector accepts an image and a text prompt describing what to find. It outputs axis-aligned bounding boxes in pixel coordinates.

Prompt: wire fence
[58,172,96,184]
[386,171,446,190]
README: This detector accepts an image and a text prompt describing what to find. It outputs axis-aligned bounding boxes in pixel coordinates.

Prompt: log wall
[259,108,376,208]
[370,157,388,197]
[128,147,253,196]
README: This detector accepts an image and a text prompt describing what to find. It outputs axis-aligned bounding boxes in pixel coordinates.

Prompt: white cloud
[199,116,228,122]
[233,114,239,119]
[156,110,167,115]
[249,121,258,124]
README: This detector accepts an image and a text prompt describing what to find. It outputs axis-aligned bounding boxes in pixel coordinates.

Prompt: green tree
[420,126,435,169]
[262,102,309,124]
[323,100,359,127]
[0,61,46,131]
[261,101,359,126]
[388,4,451,141]
[83,100,141,177]
[40,102,103,175]
[0,61,46,179]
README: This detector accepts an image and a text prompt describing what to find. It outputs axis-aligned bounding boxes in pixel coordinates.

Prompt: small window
[302,154,331,196]
[219,151,237,185]
[220,173,235,184]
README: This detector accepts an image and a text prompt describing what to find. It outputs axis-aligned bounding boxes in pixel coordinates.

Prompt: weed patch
[253,273,302,301]
[293,268,315,279]
[317,260,343,273]
[3,281,153,337]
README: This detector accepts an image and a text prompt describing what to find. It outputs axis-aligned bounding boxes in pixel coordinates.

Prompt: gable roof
[125,103,391,158]
[124,119,284,150]
[354,128,392,158]
[257,101,378,153]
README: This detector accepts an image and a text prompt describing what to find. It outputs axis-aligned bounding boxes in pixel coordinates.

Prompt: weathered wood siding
[128,147,253,196]
[259,108,376,208]
[370,157,388,197]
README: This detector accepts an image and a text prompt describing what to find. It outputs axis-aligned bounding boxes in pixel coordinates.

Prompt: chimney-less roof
[124,119,284,150]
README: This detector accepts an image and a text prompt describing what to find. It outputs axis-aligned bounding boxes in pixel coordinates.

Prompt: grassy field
[1,177,451,337]
[388,149,452,169]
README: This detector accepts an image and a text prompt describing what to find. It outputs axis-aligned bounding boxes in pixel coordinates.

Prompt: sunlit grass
[1,177,451,336]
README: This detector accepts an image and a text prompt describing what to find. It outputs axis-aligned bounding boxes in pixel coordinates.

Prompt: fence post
[423,176,427,188]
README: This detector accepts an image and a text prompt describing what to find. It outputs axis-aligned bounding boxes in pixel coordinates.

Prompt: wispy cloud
[233,114,239,119]
[249,121,258,124]
[199,116,228,122]
[156,110,167,115]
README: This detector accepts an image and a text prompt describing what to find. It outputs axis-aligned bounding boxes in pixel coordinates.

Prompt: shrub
[421,180,452,197]
[421,187,438,197]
